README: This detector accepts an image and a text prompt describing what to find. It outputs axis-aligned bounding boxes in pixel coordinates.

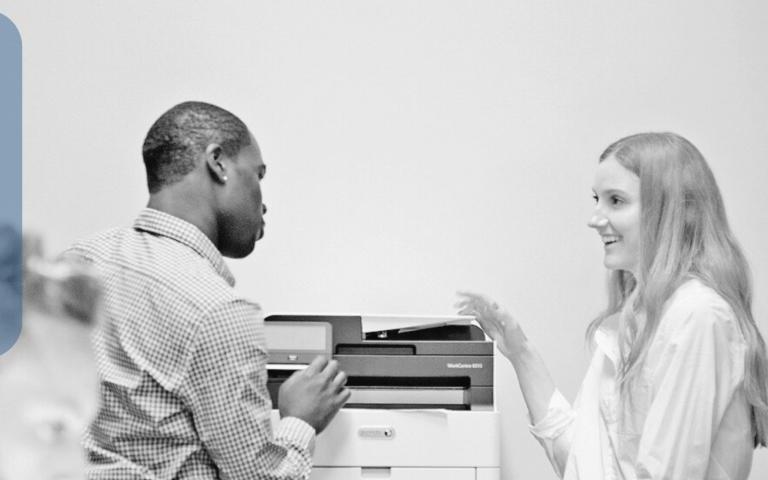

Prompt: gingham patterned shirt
[66,208,315,480]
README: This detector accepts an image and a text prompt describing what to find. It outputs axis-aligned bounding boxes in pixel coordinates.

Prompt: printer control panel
[265,314,494,411]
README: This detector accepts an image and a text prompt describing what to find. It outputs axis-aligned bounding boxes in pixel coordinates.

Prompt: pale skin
[457,156,641,425]
[455,292,555,423]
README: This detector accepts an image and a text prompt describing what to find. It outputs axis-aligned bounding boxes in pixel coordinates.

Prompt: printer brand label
[446,362,483,369]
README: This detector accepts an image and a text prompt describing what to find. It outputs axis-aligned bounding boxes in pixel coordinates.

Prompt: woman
[457,132,768,479]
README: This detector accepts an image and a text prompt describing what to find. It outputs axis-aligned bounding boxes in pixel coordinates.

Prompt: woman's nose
[587,212,608,229]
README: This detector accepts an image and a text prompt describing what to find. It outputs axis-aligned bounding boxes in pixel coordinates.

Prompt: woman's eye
[611,195,623,205]
[591,194,598,204]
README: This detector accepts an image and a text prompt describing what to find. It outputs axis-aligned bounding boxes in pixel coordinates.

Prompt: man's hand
[278,356,350,434]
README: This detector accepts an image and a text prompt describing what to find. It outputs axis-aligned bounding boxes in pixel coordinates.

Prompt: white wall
[4,1,767,478]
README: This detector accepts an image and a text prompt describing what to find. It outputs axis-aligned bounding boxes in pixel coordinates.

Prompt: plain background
[3,1,767,478]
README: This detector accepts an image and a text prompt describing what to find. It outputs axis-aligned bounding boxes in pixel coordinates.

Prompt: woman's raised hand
[455,291,528,360]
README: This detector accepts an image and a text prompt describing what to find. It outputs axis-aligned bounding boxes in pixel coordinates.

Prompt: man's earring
[222,175,228,182]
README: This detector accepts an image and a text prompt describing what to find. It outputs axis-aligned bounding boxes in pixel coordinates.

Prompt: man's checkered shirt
[67,208,315,479]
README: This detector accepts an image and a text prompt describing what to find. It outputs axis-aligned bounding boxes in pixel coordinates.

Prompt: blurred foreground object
[0,231,101,480]
[0,224,22,354]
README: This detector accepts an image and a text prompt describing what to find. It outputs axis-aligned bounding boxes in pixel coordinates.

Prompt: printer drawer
[270,409,499,468]
[308,409,499,467]
[311,467,475,480]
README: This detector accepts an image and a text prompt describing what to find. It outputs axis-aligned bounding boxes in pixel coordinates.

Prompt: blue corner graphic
[0,13,22,355]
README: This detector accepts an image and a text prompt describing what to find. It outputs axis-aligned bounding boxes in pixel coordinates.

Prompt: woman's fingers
[453,299,471,309]
[456,291,487,304]
[456,292,501,319]
[455,292,526,359]
[456,290,481,298]
[456,292,491,309]
[455,291,514,343]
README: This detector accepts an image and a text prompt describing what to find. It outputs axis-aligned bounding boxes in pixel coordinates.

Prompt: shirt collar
[132,208,236,287]
[594,315,620,368]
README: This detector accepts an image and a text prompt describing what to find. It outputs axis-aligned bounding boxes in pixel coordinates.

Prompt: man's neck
[146,188,219,250]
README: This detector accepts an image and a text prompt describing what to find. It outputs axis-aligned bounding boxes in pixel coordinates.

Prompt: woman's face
[588,155,642,275]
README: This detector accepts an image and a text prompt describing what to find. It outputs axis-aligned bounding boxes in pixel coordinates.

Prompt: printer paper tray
[347,387,466,409]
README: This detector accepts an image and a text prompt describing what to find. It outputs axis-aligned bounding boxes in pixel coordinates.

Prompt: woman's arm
[456,291,556,423]
[506,340,558,424]
[457,292,575,475]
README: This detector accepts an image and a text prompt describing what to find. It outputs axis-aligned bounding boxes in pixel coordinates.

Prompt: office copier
[266,314,500,480]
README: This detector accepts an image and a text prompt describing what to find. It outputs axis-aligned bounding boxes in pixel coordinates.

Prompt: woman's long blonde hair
[586,132,768,446]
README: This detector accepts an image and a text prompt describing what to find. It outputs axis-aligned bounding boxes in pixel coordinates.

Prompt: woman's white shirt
[530,279,753,480]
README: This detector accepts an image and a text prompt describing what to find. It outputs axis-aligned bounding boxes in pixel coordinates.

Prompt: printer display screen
[265,323,328,351]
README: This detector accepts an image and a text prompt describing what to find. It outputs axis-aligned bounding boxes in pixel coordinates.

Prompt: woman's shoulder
[659,278,742,341]
[649,280,749,390]
[667,278,732,313]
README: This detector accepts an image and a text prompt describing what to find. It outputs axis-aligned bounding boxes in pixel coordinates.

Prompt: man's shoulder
[67,225,244,315]
[72,226,262,385]
[67,226,127,257]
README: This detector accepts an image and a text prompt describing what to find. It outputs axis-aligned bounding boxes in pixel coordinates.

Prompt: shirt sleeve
[634,303,745,480]
[529,389,576,477]
[178,299,315,480]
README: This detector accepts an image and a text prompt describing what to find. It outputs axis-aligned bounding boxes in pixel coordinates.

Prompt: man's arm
[178,299,315,480]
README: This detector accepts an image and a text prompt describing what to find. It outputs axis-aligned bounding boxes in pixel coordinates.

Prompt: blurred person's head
[0,232,101,480]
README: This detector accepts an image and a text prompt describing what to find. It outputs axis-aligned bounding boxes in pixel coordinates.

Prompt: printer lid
[264,313,488,343]
[360,314,475,335]
[265,313,479,336]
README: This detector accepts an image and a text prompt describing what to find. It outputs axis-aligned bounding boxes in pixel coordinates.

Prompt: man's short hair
[142,101,252,193]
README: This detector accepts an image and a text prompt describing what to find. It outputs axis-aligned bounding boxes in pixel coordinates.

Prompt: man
[0,231,101,480]
[67,101,350,479]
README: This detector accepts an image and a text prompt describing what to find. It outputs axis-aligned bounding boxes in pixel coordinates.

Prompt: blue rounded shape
[0,12,22,355]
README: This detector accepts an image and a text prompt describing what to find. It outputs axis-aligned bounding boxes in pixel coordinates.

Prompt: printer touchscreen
[264,321,333,368]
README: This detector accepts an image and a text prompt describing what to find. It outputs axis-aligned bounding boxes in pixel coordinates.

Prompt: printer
[265,314,501,480]
[264,314,494,411]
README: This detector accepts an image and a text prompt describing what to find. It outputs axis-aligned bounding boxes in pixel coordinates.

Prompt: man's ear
[204,143,228,183]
